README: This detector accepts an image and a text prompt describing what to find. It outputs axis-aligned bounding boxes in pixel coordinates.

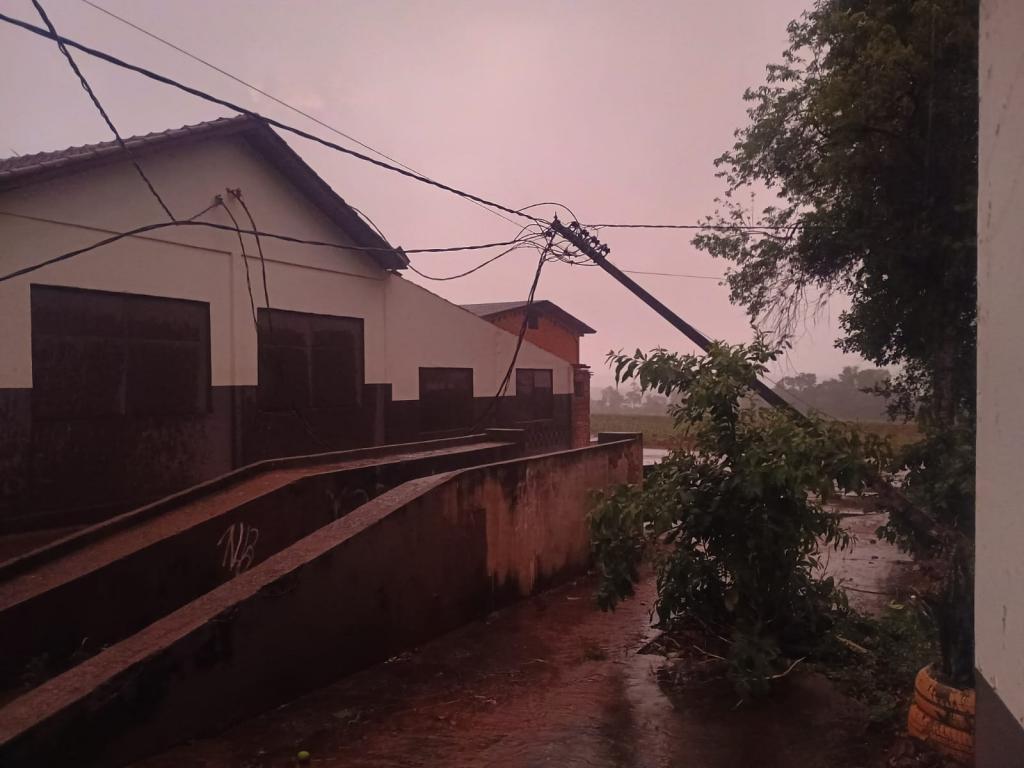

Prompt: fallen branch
[769,656,806,680]
[691,644,728,662]
[836,635,869,655]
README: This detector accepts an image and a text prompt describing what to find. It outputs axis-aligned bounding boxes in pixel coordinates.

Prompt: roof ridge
[0,115,250,176]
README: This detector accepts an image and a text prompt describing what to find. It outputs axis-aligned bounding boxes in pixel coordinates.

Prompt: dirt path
[137,572,886,768]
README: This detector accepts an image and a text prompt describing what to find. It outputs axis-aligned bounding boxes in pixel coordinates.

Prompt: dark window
[526,311,539,330]
[516,368,554,421]
[31,285,210,420]
[257,308,363,412]
[419,367,473,432]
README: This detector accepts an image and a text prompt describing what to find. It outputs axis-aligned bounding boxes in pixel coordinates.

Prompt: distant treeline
[593,366,893,422]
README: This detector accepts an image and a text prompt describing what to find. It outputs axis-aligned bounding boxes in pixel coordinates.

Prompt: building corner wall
[571,365,591,448]
[977,0,1024,762]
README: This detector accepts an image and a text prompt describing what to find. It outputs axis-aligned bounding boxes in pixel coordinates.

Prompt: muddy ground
[137,510,918,768]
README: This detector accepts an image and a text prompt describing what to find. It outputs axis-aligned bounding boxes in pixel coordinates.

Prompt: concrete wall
[486,308,582,364]
[383,279,573,400]
[0,135,573,395]
[0,436,520,694]
[0,437,642,767]
[977,0,1024,761]
[0,132,575,526]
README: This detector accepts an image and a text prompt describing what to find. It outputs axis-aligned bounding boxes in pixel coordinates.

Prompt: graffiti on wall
[217,522,260,577]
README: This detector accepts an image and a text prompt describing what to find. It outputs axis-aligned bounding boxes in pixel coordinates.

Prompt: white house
[0,116,589,531]
[977,0,1024,763]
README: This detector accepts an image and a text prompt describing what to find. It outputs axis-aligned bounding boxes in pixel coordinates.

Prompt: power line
[407,240,544,282]
[0,210,541,283]
[473,236,554,430]
[228,188,272,314]
[621,269,723,280]
[29,0,174,220]
[76,0,523,230]
[216,196,259,326]
[0,13,543,227]
[589,222,810,231]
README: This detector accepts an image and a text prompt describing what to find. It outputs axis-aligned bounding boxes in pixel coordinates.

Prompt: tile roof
[461,300,596,334]
[0,117,246,181]
[0,115,408,270]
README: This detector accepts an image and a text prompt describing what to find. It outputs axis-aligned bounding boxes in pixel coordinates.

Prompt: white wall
[0,132,574,401]
[976,0,1024,726]
[383,277,574,400]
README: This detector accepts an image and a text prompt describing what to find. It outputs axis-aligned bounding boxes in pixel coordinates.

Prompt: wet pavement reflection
[138,553,893,768]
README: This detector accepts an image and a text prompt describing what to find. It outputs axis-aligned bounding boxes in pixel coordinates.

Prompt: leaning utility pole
[549,216,793,411]
[550,216,945,547]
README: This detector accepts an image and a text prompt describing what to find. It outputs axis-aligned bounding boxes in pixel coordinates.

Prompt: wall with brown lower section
[0,436,519,696]
[0,437,641,767]
[0,385,570,533]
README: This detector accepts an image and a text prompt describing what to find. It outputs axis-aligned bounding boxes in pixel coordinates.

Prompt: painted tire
[907,665,975,764]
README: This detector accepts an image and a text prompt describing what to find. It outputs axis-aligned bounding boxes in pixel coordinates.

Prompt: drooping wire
[0,13,544,227]
[407,238,545,282]
[0,211,537,283]
[587,222,831,232]
[29,0,175,221]
[473,234,555,430]
[215,197,258,327]
[76,0,524,231]
[227,188,271,315]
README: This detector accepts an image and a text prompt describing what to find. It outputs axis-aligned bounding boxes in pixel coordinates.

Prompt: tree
[693,0,977,687]
[693,0,977,428]
[591,340,889,695]
[598,385,625,411]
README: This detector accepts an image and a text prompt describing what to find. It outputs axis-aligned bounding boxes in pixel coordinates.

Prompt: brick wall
[488,311,580,364]
[571,365,592,448]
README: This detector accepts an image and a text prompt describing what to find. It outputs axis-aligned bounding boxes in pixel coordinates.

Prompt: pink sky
[0,0,868,389]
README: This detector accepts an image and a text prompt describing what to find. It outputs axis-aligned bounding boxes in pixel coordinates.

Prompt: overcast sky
[0,0,869,389]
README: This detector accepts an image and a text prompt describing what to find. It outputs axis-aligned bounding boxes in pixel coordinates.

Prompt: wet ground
[137,512,905,768]
[826,509,917,614]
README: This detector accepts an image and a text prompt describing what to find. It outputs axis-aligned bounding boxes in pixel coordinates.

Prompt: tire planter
[907,664,975,764]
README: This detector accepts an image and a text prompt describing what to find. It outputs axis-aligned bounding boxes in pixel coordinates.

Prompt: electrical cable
[77,0,523,230]
[589,222,811,231]
[0,211,542,283]
[227,188,271,315]
[29,0,175,221]
[472,235,554,430]
[620,268,723,280]
[215,197,258,326]
[0,13,543,227]
[406,239,544,282]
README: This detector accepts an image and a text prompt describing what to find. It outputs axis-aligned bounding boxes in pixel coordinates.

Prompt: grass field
[591,411,920,450]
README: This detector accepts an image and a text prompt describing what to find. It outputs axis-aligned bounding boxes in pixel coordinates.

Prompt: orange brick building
[462,301,595,447]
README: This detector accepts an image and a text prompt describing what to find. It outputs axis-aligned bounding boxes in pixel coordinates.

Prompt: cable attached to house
[0,210,543,284]
[227,189,272,316]
[77,0,524,231]
[406,238,545,281]
[29,0,175,221]
[472,233,555,431]
[0,12,543,228]
[215,197,259,327]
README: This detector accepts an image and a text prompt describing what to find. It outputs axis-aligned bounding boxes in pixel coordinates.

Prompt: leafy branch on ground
[590,337,892,697]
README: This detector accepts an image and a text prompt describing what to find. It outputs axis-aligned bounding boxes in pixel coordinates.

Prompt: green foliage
[694,0,978,426]
[821,603,938,727]
[774,366,893,421]
[590,338,890,696]
[693,0,978,689]
[879,424,975,686]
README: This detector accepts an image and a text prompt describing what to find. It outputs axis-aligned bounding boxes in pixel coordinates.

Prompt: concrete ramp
[0,434,521,700]
[0,436,641,767]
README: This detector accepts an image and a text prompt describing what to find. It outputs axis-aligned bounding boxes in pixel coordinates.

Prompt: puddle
[137,573,887,768]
